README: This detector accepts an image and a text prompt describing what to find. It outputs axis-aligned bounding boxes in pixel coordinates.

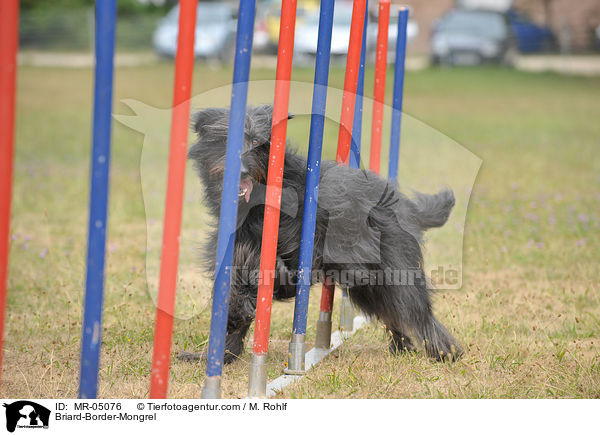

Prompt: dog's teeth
[239,188,247,197]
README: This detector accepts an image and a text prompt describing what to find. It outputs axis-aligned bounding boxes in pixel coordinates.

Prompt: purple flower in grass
[578,213,590,224]
[525,212,539,222]
[576,239,587,247]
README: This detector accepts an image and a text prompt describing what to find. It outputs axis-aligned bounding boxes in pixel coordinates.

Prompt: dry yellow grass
[2,64,599,398]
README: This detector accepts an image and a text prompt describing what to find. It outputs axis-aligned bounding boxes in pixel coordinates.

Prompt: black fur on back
[186,105,462,364]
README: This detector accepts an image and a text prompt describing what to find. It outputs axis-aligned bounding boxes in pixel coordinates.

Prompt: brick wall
[514,0,600,52]
[386,0,600,54]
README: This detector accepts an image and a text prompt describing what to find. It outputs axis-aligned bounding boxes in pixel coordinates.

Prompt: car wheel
[449,50,482,66]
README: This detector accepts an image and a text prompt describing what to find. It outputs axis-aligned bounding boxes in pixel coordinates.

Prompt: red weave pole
[150,0,197,399]
[0,0,18,393]
[369,0,390,174]
[253,0,297,355]
[335,0,367,164]
[319,278,335,312]
[319,0,367,313]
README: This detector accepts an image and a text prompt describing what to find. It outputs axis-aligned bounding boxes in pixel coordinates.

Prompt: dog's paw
[177,350,205,362]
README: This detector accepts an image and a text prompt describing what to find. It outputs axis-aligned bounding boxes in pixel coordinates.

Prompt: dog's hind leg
[410,310,463,361]
[349,277,461,361]
[387,327,415,354]
[348,283,416,355]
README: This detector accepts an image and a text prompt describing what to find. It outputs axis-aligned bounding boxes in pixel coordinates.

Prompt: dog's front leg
[178,245,259,365]
[177,283,256,365]
[223,284,257,364]
[223,254,298,362]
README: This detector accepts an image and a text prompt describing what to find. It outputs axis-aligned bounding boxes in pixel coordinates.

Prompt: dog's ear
[248,105,294,144]
[191,107,230,136]
[251,105,294,122]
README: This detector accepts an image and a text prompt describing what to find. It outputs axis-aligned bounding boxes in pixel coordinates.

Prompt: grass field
[3,62,600,398]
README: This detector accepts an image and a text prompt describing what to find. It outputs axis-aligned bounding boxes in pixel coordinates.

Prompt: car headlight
[432,36,448,55]
[481,41,500,57]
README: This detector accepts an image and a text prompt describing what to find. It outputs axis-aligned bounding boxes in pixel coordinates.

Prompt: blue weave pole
[291,0,335,336]
[388,7,408,184]
[202,0,255,398]
[79,0,116,399]
[349,0,368,170]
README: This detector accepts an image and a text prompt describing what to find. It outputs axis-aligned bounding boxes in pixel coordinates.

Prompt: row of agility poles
[0,0,406,397]
[0,0,19,393]
[75,0,406,398]
[287,0,368,377]
[277,2,410,392]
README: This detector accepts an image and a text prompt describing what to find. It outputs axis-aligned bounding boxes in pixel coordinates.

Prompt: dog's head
[188,105,291,204]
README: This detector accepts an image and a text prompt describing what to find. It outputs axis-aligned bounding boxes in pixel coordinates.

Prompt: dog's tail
[413,189,455,231]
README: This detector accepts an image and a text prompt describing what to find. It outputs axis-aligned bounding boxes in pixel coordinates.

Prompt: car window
[334,7,353,26]
[439,11,507,39]
[164,5,232,25]
[305,6,353,26]
[196,6,233,23]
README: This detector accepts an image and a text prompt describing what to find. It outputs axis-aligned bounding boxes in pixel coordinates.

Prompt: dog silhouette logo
[3,401,50,432]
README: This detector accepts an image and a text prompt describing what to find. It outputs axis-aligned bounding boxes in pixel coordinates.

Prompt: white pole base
[201,376,222,399]
[284,333,306,375]
[339,289,354,333]
[314,310,333,349]
[247,353,268,398]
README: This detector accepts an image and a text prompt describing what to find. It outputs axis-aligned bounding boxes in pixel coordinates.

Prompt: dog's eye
[252,139,258,146]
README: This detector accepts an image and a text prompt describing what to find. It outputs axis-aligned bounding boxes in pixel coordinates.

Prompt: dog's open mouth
[239,178,253,203]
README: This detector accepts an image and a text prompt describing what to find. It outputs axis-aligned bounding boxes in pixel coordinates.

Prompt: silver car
[431,9,516,66]
[367,9,419,64]
[294,4,418,63]
[153,3,237,60]
[294,3,354,60]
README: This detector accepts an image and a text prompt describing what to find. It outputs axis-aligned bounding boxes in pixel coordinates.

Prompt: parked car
[294,4,418,63]
[294,2,354,59]
[253,2,271,53]
[506,9,556,53]
[367,8,419,64]
[431,8,516,66]
[266,0,319,53]
[153,3,236,61]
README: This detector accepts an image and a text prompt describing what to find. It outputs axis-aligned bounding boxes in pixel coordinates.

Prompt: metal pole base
[284,333,306,375]
[314,311,332,349]
[339,290,354,333]
[201,376,222,399]
[248,353,268,398]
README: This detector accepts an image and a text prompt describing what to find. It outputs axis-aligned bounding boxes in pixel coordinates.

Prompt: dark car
[507,9,556,53]
[431,8,516,66]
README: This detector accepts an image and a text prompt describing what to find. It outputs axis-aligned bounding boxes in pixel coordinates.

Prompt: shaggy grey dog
[183,105,462,364]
